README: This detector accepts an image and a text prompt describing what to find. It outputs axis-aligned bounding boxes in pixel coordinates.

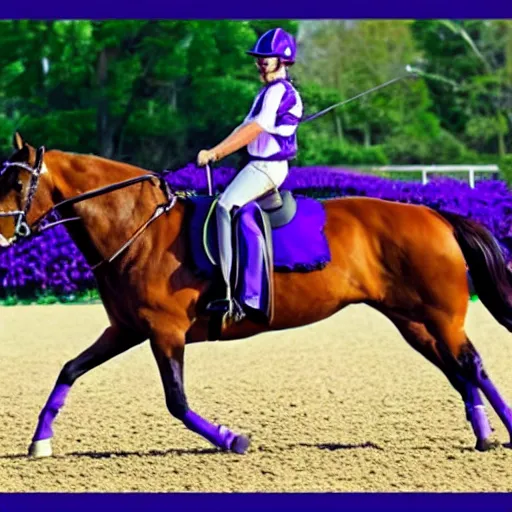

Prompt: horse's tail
[437,210,512,332]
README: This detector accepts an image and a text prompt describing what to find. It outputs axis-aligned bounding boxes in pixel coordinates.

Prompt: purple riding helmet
[246,28,297,65]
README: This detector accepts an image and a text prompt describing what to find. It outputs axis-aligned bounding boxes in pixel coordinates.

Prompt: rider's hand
[197,149,217,167]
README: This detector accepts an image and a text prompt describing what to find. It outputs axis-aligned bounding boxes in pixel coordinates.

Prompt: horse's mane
[47,150,159,178]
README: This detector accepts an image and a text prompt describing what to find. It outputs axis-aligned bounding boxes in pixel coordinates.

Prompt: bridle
[0,146,178,271]
[0,146,46,241]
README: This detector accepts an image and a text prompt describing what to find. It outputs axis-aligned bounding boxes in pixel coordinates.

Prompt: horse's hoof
[231,434,251,454]
[475,437,497,452]
[28,438,53,458]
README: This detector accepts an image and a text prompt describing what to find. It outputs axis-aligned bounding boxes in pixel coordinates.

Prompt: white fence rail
[371,165,500,188]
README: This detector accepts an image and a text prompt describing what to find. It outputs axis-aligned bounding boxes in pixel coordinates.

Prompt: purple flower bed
[0,225,96,300]
[0,165,511,301]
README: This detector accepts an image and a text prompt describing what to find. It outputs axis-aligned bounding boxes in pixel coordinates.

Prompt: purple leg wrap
[465,385,492,441]
[478,378,512,435]
[32,383,71,442]
[473,354,512,436]
[183,410,237,451]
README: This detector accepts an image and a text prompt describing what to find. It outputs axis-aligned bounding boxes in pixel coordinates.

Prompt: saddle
[185,188,331,338]
[256,188,298,227]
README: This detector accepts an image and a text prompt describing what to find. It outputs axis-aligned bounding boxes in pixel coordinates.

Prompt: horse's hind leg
[150,328,250,454]
[383,311,493,451]
[425,307,512,447]
[28,325,142,458]
[456,338,512,445]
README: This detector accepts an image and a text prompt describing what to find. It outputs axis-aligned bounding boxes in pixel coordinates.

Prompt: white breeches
[217,160,289,211]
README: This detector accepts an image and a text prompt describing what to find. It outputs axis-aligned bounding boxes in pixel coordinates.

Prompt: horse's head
[0,132,49,247]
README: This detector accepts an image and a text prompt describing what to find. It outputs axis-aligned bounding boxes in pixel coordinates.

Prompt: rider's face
[255,57,280,82]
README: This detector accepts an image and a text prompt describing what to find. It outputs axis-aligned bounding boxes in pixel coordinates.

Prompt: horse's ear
[13,131,26,151]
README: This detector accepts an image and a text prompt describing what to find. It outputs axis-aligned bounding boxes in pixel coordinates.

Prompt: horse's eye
[14,181,23,193]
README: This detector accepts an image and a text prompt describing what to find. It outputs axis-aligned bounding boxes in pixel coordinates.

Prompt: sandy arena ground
[1,301,512,492]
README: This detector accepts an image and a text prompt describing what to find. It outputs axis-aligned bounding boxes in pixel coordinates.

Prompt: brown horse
[1,131,512,459]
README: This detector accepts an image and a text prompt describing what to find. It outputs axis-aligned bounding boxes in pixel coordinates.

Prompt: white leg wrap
[28,438,53,458]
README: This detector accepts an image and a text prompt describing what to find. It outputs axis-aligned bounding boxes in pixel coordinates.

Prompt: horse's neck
[47,151,162,269]
[50,151,150,196]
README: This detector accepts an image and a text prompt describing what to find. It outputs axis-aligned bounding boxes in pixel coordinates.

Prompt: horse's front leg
[150,329,250,454]
[28,325,143,458]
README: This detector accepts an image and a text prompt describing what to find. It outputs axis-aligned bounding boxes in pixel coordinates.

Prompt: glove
[197,149,217,167]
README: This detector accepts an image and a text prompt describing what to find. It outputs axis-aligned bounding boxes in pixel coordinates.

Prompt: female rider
[197,27,303,321]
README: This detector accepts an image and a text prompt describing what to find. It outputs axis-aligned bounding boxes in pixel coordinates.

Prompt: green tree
[294,20,444,164]
[0,20,292,170]
[0,20,509,172]
[412,20,512,157]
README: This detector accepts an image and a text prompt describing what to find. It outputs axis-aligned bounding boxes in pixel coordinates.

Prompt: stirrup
[206,298,246,323]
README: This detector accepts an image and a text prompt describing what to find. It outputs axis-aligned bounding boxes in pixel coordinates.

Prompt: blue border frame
[1,493,512,511]
[1,9,512,512]
[0,0,511,19]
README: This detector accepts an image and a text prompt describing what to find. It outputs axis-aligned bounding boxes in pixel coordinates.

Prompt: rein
[0,148,177,271]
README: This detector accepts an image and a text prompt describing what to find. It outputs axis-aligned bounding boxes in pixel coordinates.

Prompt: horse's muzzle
[0,234,11,247]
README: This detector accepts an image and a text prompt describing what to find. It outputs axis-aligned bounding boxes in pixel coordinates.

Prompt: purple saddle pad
[186,194,331,277]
